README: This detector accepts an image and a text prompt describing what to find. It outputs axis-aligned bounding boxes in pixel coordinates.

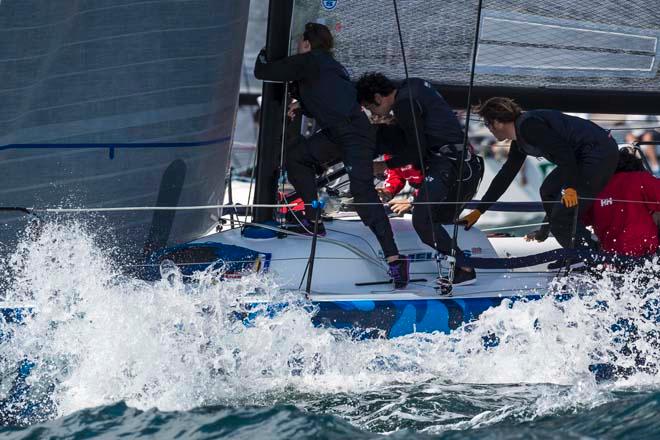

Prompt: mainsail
[0,1,250,258]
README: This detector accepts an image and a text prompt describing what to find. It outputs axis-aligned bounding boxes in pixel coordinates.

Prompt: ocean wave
[1,221,660,436]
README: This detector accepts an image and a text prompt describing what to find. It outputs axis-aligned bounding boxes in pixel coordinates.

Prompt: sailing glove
[460,210,482,230]
[561,187,578,208]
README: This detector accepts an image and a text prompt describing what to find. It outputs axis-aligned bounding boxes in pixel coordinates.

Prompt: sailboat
[1,0,658,336]
[1,0,659,421]
[142,0,660,337]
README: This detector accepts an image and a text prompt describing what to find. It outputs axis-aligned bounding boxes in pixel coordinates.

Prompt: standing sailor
[254,23,409,288]
[357,73,484,287]
[462,97,619,264]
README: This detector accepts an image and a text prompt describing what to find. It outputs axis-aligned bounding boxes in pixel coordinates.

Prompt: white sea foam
[1,221,659,431]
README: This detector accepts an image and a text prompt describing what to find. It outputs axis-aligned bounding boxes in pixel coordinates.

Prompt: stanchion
[227,167,235,229]
[564,203,580,274]
[305,199,325,294]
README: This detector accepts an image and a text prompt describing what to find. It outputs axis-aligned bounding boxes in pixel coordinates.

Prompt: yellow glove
[460,210,482,230]
[561,187,578,208]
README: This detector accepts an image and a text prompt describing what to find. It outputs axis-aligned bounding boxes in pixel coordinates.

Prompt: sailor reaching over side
[254,23,409,288]
[462,97,619,267]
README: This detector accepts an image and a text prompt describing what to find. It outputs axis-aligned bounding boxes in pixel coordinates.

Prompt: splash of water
[1,221,659,432]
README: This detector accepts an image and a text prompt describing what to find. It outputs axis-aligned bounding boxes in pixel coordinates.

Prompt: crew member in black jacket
[357,73,484,287]
[254,23,409,288]
[461,97,619,264]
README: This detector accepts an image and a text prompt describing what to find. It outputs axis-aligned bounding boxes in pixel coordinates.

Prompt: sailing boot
[388,255,410,289]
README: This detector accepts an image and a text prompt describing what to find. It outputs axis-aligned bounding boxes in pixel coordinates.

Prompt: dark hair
[356,73,396,104]
[616,147,646,172]
[475,97,523,125]
[303,22,333,52]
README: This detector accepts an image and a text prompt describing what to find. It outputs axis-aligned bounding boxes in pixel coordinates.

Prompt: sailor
[462,97,619,265]
[582,147,660,257]
[356,73,484,287]
[377,153,424,206]
[254,22,409,288]
[368,114,424,206]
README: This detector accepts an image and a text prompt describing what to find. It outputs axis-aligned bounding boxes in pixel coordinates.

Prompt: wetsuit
[478,110,619,249]
[254,49,399,258]
[377,78,484,264]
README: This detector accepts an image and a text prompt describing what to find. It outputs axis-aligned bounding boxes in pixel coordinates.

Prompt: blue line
[0,136,231,151]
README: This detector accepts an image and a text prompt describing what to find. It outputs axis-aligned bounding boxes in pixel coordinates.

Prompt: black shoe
[388,256,410,289]
[453,268,477,286]
[547,258,585,271]
[284,219,326,236]
[437,267,477,289]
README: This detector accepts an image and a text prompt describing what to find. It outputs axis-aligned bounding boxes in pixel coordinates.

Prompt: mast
[252,0,295,223]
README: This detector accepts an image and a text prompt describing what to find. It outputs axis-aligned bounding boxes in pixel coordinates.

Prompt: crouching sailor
[254,22,409,288]
[357,73,484,287]
[378,153,424,207]
[583,147,660,258]
[462,97,619,268]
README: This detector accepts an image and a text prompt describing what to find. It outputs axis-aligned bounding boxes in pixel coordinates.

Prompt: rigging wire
[391,0,441,278]
[0,196,656,216]
[448,0,484,286]
[243,138,260,226]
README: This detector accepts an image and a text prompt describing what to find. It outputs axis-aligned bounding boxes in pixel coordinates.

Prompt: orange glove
[561,187,578,208]
[460,210,482,230]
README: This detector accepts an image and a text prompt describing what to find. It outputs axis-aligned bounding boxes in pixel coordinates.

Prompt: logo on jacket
[321,0,337,10]
[600,197,613,207]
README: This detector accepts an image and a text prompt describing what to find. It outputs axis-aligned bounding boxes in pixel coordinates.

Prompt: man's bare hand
[388,198,412,215]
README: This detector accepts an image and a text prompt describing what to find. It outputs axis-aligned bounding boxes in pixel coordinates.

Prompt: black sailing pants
[540,138,619,249]
[285,112,399,258]
[412,153,484,266]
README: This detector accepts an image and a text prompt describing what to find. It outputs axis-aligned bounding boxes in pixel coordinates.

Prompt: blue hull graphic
[313,297,507,338]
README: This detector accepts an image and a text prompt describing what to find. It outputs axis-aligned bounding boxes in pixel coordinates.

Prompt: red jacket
[382,154,424,196]
[583,171,660,256]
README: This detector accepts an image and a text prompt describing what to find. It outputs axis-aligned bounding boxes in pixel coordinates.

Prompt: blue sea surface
[2,387,660,439]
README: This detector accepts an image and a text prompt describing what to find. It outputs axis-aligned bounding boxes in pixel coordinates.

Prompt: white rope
[18,196,660,215]
[481,222,549,232]
[34,203,299,213]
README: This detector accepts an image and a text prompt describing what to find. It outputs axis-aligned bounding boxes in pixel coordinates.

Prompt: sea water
[1,221,660,439]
